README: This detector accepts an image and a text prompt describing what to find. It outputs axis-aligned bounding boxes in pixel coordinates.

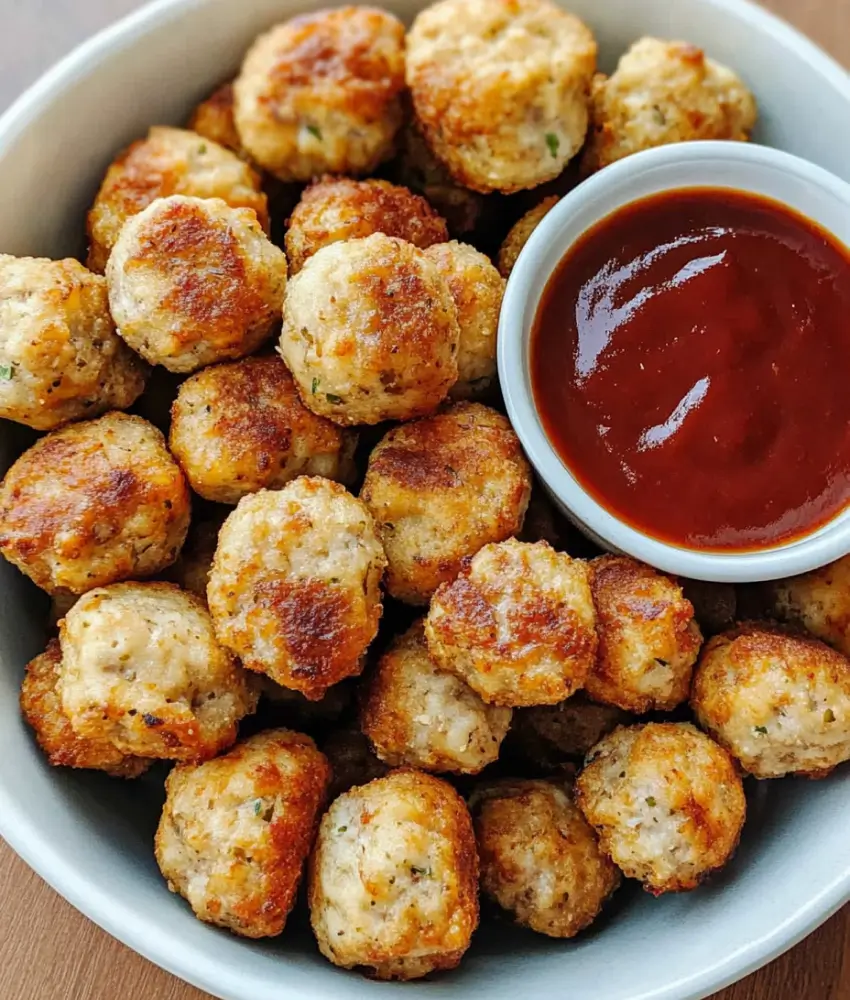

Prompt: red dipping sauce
[530,188,850,551]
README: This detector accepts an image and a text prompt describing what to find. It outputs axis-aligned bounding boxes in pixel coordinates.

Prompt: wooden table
[0,1,849,997]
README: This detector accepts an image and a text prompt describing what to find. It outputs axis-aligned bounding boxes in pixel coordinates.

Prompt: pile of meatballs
[1,0,846,982]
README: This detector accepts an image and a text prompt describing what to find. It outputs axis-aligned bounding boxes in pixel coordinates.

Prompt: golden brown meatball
[86,126,268,273]
[691,623,850,779]
[393,122,485,236]
[581,37,757,174]
[361,620,512,774]
[0,255,147,431]
[207,478,386,700]
[20,639,149,778]
[472,779,619,936]
[169,356,356,504]
[576,722,746,894]
[285,176,448,274]
[407,0,597,193]
[427,539,596,707]
[107,195,286,373]
[233,7,406,182]
[156,728,329,937]
[510,693,631,768]
[360,402,531,604]
[0,412,190,595]
[423,241,505,400]
[308,769,478,979]
[322,726,389,799]
[497,196,559,278]
[187,81,247,159]
[761,555,850,658]
[279,233,459,426]
[59,582,257,761]
[585,556,702,713]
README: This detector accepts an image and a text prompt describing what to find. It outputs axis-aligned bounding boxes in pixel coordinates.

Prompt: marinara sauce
[530,187,850,551]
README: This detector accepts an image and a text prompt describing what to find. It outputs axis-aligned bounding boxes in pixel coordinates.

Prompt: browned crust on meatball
[252,576,375,699]
[437,557,593,661]
[169,356,353,503]
[587,555,702,712]
[576,722,746,894]
[692,621,850,778]
[188,82,246,157]
[360,403,531,603]
[130,197,277,356]
[285,176,448,274]
[0,413,190,595]
[86,128,267,272]
[472,778,620,936]
[259,7,404,106]
[20,639,149,778]
[157,729,330,937]
[307,768,479,978]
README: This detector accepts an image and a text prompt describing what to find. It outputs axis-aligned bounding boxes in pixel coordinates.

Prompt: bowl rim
[498,140,850,584]
[1,0,850,998]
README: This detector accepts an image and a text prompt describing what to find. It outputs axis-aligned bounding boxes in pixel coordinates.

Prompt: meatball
[207,478,386,700]
[423,241,505,400]
[107,195,286,374]
[0,255,147,431]
[406,0,597,193]
[426,539,596,707]
[156,728,329,937]
[20,639,149,778]
[279,234,459,426]
[497,196,558,278]
[165,511,225,601]
[86,126,267,273]
[472,779,619,936]
[361,620,512,774]
[393,122,485,236]
[322,726,389,799]
[59,582,257,761]
[187,81,246,159]
[285,176,448,274]
[691,623,850,779]
[575,722,746,894]
[585,556,702,713]
[233,7,406,182]
[581,37,757,174]
[308,769,478,979]
[169,356,356,504]
[762,555,850,658]
[510,693,631,768]
[0,412,190,595]
[360,402,531,604]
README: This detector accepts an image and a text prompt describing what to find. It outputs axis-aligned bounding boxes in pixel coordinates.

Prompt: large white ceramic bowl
[0,2,849,999]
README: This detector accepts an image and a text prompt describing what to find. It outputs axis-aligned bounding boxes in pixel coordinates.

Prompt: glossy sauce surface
[531,188,850,550]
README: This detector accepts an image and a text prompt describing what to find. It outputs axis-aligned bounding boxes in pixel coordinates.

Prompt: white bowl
[1,2,849,1000]
[499,141,850,584]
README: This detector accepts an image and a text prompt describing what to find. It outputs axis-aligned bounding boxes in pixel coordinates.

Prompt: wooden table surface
[1,1,849,998]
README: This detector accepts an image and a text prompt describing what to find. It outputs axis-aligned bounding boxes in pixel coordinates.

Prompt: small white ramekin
[499,141,850,583]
